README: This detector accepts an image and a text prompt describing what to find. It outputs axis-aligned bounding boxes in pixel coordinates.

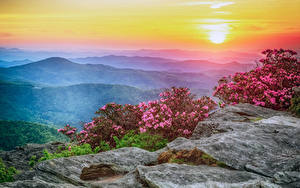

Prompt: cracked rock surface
[1,103,299,188]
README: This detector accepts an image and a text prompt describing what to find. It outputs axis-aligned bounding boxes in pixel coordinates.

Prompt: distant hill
[0,47,263,62]
[0,57,216,90]
[0,120,67,151]
[0,81,160,127]
[72,55,254,73]
[0,47,72,62]
[0,59,32,68]
[71,55,178,71]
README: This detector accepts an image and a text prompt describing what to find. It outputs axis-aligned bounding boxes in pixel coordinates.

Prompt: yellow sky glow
[0,0,299,51]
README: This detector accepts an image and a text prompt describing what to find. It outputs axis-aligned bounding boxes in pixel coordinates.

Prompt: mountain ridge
[0,57,216,90]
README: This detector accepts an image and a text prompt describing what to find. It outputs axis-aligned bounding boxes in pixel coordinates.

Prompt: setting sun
[209,31,226,44]
[200,20,231,44]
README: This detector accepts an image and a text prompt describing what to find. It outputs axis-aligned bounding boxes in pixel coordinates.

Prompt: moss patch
[158,148,231,169]
[249,117,263,122]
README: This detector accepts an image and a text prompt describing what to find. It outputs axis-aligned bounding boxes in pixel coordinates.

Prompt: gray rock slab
[136,163,280,188]
[209,103,289,122]
[35,147,158,186]
[258,116,300,128]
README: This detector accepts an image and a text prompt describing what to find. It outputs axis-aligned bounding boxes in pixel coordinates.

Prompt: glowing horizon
[0,0,300,51]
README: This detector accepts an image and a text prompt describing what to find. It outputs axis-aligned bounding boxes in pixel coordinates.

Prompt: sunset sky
[0,0,300,51]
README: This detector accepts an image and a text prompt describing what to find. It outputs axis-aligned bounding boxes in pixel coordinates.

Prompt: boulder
[0,142,66,172]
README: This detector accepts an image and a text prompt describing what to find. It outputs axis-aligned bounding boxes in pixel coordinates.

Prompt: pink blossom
[270,98,276,104]
[139,127,146,133]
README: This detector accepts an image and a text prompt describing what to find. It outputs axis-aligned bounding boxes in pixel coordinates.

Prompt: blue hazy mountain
[0,59,32,68]
[0,57,215,90]
[72,55,254,73]
[0,47,72,61]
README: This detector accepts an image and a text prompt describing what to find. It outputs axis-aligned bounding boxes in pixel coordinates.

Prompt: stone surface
[1,179,81,188]
[137,163,279,188]
[171,121,300,178]
[207,103,289,122]
[1,103,300,187]
[3,147,158,187]
[80,163,125,181]
[0,142,66,172]
[189,104,300,187]
[257,116,300,128]
[92,171,146,188]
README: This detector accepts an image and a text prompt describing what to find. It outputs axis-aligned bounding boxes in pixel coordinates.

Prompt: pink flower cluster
[58,87,216,149]
[57,124,77,141]
[137,87,216,140]
[214,49,300,110]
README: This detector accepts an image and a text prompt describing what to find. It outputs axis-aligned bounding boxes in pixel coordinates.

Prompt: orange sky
[0,0,299,51]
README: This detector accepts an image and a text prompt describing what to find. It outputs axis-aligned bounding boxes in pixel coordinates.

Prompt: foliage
[58,87,216,149]
[0,158,17,183]
[113,131,168,152]
[289,96,300,117]
[37,131,167,162]
[28,155,37,167]
[38,144,98,162]
[98,141,111,152]
[0,121,68,151]
[214,49,300,110]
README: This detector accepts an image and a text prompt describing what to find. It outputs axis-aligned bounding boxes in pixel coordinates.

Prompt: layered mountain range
[0,55,254,149]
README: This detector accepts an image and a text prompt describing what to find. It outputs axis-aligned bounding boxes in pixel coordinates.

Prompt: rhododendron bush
[214,49,300,110]
[59,87,216,149]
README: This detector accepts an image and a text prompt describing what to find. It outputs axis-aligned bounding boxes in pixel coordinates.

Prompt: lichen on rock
[157,148,230,169]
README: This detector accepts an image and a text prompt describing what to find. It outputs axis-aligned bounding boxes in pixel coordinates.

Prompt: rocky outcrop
[1,103,300,188]
[136,164,279,188]
[0,142,66,171]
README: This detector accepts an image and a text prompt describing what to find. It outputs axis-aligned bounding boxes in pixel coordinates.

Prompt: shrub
[0,158,17,183]
[214,49,300,110]
[114,131,168,152]
[58,87,216,148]
[138,87,216,141]
[28,155,37,167]
[38,144,98,162]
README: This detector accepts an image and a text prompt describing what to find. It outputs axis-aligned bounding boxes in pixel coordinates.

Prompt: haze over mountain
[0,47,72,62]
[71,55,255,73]
[0,57,216,91]
[114,49,264,63]
[0,47,265,63]
[0,59,32,68]
[0,80,160,127]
